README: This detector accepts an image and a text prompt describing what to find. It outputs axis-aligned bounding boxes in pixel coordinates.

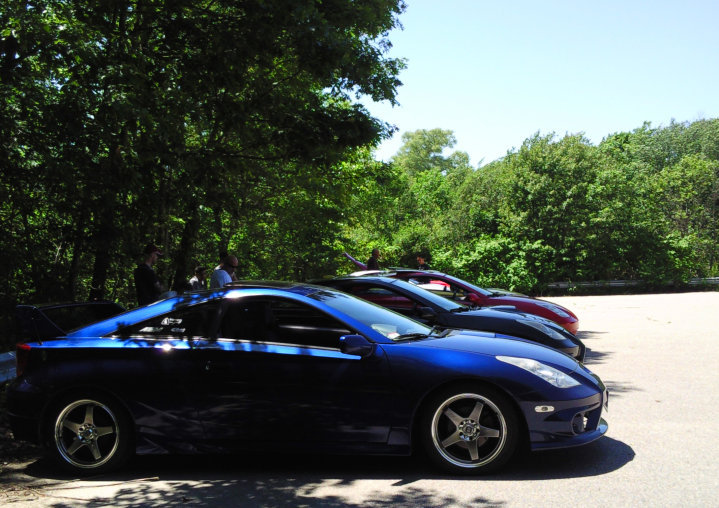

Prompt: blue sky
[363,0,719,166]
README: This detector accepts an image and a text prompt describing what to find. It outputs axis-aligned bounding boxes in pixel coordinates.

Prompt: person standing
[366,248,380,270]
[215,252,237,281]
[134,244,165,306]
[210,255,238,289]
[417,255,430,270]
[189,266,208,291]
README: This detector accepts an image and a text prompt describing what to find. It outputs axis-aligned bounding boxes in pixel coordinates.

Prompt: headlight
[517,318,567,341]
[534,301,570,318]
[497,356,580,388]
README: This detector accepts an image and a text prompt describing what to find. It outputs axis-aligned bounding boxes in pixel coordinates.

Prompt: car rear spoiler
[14,301,126,343]
[15,305,65,343]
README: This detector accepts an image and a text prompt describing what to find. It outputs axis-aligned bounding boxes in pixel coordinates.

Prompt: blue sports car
[7,282,608,475]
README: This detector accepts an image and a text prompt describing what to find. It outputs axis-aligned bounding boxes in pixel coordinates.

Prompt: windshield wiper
[393,332,429,341]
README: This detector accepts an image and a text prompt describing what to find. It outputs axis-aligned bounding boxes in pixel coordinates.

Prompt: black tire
[46,393,133,475]
[419,384,519,474]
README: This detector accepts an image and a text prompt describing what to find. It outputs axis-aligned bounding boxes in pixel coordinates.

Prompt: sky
[363,0,719,166]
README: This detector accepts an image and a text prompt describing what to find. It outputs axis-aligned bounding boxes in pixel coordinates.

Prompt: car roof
[225,280,305,290]
[349,268,449,277]
[320,275,400,285]
[348,269,496,297]
[64,284,326,338]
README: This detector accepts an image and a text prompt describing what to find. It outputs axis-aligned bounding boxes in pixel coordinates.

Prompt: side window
[344,284,415,311]
[220,297,351,349]
[118,302,219,338]
[362,287,394,296]
[219,300,273,341]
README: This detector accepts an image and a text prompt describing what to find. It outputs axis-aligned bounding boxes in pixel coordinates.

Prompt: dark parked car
[14,300,126,343]
[7,282,607,475]
[317,276,585,361]
[354,269,580,334]
[1,301,126,386]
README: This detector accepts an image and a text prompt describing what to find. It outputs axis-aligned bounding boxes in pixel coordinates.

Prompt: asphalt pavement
[2,291,718,507]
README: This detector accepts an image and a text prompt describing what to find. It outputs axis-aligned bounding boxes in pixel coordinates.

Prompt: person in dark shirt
[417,255,430,270]
[134,244,165,306]
[366,248,380,270]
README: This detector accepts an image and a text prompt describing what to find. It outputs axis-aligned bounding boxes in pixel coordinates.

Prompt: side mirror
[339,334,374,358]
[467,293,482,304]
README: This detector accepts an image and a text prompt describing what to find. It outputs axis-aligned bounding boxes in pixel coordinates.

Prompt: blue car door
[194,296,396,451]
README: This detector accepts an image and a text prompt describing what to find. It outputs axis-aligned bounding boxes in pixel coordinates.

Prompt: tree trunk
[65,209,87,301]
[88,190,118,301]
[172,203,201,291]
[88,220,114,301]
[213,206,230,261]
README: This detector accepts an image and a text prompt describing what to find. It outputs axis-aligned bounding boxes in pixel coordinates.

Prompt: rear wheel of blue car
[421,384,519,474]
[47,394,132,474]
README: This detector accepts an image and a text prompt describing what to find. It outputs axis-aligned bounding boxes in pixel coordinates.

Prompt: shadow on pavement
[577,330,609,342]
[578,330,613,366]
[499,437,634,481]
[602,380,641,399]
[12,437,634,507]
[583,347,612,365]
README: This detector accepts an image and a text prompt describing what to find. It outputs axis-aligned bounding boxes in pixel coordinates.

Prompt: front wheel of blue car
[46,393,133,475]
[420,384,520,474]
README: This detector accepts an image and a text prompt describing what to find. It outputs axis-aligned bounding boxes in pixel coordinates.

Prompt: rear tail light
[15,343,31,377]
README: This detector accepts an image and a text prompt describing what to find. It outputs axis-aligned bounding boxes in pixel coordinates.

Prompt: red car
[351,268,579,334]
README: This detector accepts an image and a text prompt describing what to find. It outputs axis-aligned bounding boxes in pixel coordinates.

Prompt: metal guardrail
[547,277,719,289]
[687,277,719,286]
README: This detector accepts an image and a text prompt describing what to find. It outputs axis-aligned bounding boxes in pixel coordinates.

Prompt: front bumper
[5,378,47,444]
[523,389,608,450]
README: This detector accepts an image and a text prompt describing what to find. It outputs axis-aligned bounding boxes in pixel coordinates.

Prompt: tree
[1,0,406,311]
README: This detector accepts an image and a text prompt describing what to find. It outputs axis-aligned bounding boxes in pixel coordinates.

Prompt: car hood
[456,307,560,327]
[487,294,575,316]
[486,288,528,297]
[415,329,580,372]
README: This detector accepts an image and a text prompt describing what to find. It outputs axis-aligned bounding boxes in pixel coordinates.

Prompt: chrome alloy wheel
[430,392,507,468]
[54,399,120,469]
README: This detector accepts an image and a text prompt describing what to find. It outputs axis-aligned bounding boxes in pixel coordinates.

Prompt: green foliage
[431,236,539,293]
[346,120,719,294]
[2,2,718,353]
[1,1,406,350]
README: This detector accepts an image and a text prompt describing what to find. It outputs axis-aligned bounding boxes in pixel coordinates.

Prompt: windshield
[387,278,468,311]
[311,290,432,341]
[440,274,493,296]
[403,272,493,297]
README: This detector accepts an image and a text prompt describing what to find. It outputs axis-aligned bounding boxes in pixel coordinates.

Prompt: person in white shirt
[210,255,238,289]
[189,266,207,290]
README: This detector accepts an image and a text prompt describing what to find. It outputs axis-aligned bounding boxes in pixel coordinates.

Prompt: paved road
[2,292,718,507]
